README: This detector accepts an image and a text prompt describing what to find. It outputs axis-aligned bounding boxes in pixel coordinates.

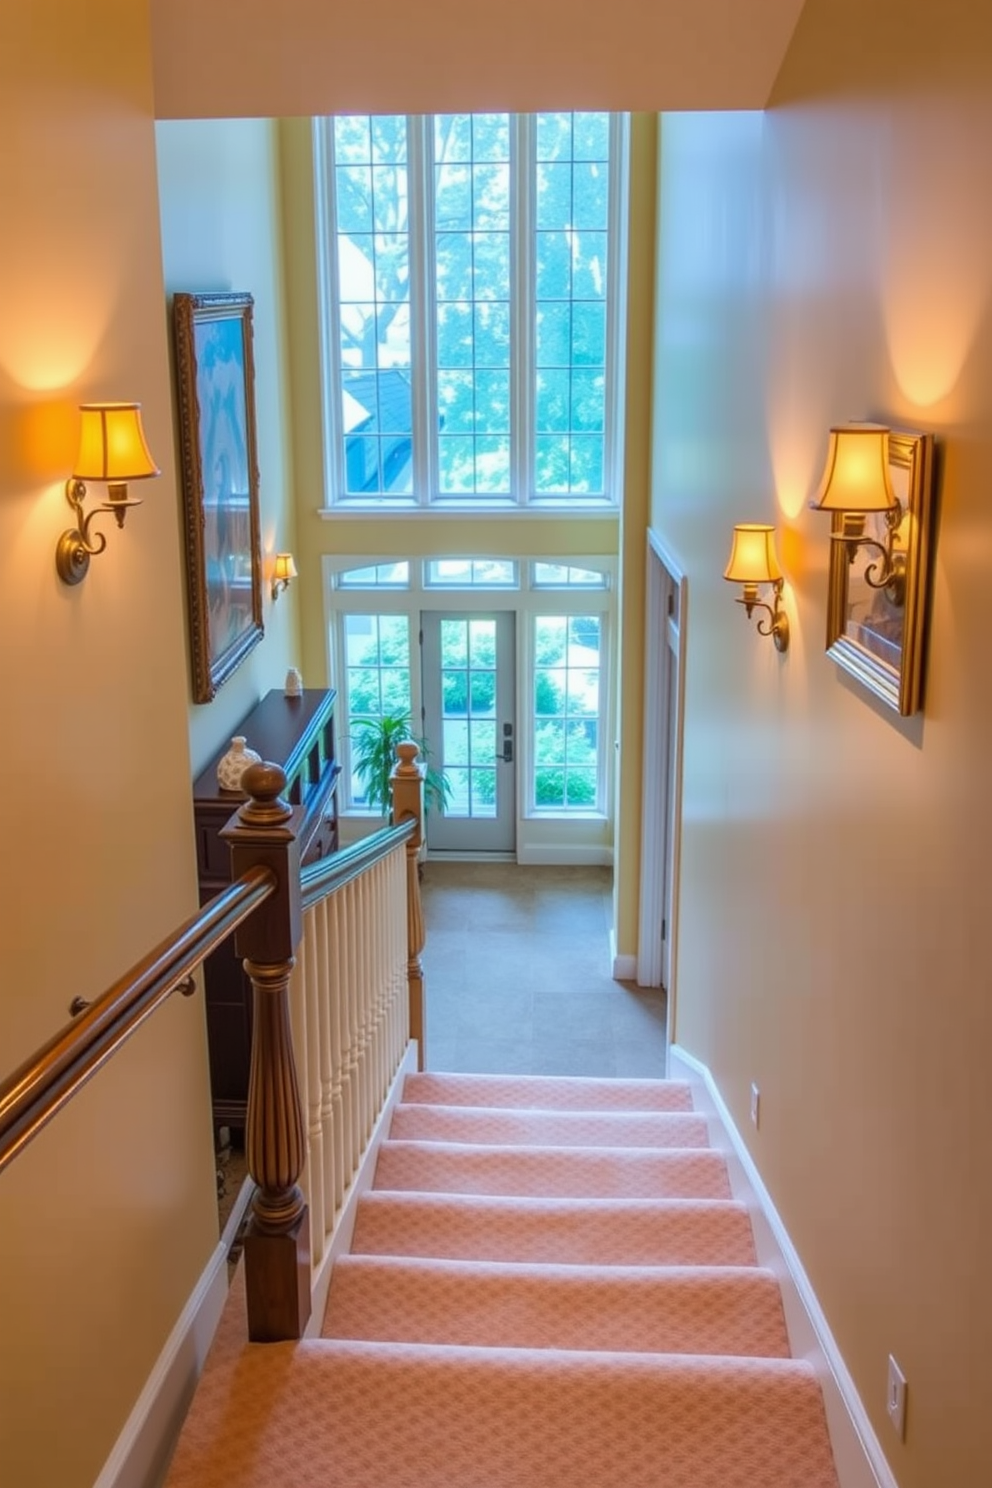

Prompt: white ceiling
[150,0,809,119]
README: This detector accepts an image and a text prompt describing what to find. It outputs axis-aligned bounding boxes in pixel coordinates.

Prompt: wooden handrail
[0,864,275,1178]
[0,760,427,1345]
[300,818,415,910]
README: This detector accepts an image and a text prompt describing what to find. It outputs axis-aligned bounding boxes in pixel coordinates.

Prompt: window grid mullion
[511,114,533,506]
[604,112,628,503]
[408,115,435,506]
[315,120,348,505]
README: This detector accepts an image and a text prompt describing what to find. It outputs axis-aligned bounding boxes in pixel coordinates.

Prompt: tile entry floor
[420,862,668,1079]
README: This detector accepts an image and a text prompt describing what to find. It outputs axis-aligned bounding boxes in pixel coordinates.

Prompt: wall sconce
[723,523,790,652]
[271,551,297,602]
[56,403,160,585]
[810,423,904,604]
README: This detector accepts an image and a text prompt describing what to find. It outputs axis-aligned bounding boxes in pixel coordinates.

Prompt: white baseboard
[94,1238,229,1488]
[515,845,613,866]
[669,1045,897,1488]
[609,929,638,981]
[425,851,516,863]
[306,1039,419,1333]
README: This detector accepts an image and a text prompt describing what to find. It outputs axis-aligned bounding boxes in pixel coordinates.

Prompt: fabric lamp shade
[812,423,895,512]
[723,524,782,585]
[73,402,160,482]
[273,552,298,584]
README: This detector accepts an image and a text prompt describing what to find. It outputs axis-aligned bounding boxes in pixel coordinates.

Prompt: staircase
[167,1072,840,1487]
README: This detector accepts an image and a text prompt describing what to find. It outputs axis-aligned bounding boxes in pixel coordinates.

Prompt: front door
[421,611,516,853]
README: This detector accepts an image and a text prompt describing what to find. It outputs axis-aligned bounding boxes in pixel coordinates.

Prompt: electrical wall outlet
[750,1083,760,1128]
[887,1355,907,1440]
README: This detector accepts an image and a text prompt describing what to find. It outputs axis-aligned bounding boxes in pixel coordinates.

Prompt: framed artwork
[825,429,936,716]
[173,291,263,703]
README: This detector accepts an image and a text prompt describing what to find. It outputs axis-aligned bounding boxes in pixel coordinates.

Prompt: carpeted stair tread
[402,1070,694,1111]
[323,1254,791,1356]
[167,1072,841,1488]
[350,1190,759,1266]
[374,1138,732,1200]
[389,1101,710,1148]
[165,1339,839,1488]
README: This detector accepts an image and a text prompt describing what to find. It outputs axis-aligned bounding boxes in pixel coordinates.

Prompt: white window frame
[313,114,630,514]
[324,553,615,819]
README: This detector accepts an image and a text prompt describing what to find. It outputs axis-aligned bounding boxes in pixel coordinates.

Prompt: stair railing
[0,745,428,1349]
[289,740,425,1281]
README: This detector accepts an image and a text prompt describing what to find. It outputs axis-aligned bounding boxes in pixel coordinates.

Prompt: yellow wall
[0,5,217,1485]
[654,1,992,1483]
[156,118,303,774]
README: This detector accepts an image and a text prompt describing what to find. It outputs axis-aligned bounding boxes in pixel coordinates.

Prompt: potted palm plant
[349,711,450,822]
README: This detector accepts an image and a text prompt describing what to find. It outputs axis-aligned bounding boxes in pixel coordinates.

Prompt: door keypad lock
[500,722,513,763]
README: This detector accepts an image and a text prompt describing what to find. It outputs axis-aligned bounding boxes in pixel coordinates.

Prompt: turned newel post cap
[238,762,293,826]
[394,741,422,775]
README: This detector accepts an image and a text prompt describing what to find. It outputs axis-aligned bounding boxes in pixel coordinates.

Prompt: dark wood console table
[192,688,339,1133]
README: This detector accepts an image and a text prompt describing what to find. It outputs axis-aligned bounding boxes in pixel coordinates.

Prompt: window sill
[319,503,619,522]
[525,810,609,823]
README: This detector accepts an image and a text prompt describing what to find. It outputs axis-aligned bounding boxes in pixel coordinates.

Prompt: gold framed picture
[825,429,935,716]
[173,291,263,704]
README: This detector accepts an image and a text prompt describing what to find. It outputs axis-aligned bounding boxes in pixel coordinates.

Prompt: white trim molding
[637,530,688,1005]
[669,1044,898,1488]
[93,1240,229,1488]
[609,931,638,982]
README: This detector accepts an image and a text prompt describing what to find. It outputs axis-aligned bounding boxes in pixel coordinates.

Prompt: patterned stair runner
[167,1072,840,1488]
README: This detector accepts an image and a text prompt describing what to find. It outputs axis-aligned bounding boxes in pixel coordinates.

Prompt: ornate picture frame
[173,291,263,703]
[825,429,936,717]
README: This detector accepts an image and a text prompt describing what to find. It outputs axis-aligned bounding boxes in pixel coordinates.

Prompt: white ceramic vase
[216,735,261,793]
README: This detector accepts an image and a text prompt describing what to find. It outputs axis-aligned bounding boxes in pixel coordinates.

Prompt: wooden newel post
[390,742,426,1070]
[221,762,311,1342]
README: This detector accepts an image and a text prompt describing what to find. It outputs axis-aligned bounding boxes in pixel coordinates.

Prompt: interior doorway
[637,535,687,1050]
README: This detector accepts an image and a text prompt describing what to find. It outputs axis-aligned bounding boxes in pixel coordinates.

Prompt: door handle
[498,740,513,763]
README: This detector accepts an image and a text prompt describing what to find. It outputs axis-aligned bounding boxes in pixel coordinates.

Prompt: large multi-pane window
[317,112,626,507]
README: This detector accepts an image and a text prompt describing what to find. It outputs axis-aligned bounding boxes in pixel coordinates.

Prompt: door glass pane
[440,616,500,818]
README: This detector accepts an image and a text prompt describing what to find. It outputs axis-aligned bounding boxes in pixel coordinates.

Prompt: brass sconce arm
[830,502,906,605]
[736,578,790,652]
[57,477,144,583]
